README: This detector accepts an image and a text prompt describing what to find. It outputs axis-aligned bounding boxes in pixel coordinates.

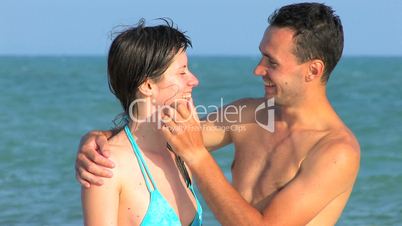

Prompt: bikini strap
[124,125,157,192]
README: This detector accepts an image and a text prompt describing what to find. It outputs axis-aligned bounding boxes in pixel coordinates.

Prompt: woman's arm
[81,158,120,226]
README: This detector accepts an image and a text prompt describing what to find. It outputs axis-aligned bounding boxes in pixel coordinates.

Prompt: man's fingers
[162,102,180,122]
[95,134,111,158]
[188,98,200,122]
[76,173,91,188]
[160,124,173,139]
[83,147,115,168]
[175,99,200,124]
[78,168,105,186]
[77,153,113,177]
[176,101,191,122]
[161,116,180,134]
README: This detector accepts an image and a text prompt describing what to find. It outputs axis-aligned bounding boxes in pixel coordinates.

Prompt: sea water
[1,56,401,225]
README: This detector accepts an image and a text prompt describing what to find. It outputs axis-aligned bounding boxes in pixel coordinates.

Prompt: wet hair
[268,3,344,83]
[107,18,192,116]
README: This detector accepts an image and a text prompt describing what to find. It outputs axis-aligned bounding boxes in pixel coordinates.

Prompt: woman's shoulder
[108,130,142,180]
[108,130,133,165]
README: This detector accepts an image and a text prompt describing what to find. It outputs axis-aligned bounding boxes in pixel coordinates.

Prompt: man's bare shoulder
[317,126,359,156]
[321,126,360,154]
[304,127,360,181]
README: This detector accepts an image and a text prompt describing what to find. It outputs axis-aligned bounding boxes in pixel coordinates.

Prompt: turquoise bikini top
[124,126,203,226]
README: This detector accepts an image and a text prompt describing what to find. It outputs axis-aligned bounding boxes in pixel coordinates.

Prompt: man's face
[254,26,308,105]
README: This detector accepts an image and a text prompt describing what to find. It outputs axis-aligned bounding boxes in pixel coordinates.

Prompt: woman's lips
[182,93,192,100]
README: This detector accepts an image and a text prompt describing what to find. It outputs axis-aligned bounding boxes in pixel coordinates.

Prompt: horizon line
[1,53,402,58]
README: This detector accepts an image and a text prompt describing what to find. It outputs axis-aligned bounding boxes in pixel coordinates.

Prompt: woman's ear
[138,79,154,97]
[305,60,324,82]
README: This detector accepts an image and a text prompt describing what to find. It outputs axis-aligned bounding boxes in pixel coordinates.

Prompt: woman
[81,19,202,226]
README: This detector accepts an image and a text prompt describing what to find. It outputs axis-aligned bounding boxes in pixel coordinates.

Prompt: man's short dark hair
[269,3,344,83]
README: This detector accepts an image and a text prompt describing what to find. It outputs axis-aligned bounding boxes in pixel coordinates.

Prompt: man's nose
[254,63,268,77]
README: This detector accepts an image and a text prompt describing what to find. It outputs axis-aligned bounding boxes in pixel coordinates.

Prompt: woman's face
[151,49,199,106]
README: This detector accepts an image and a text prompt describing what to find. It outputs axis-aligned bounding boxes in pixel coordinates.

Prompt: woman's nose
[187,71,199,87]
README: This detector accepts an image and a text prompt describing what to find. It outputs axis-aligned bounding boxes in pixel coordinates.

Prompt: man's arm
[201,98,260,151]
[200,118,232,151]
[161,102,360,225]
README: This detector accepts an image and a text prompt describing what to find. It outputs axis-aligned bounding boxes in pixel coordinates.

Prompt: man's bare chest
[230,130,323,208]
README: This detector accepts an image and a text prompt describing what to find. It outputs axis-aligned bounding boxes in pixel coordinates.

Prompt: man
[76,3,360,225]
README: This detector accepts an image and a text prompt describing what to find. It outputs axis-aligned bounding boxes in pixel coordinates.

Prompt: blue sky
[1,0,402,56]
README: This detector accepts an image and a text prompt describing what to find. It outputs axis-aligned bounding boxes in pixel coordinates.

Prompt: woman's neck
[127,119,167,154]
[126,98,169,153]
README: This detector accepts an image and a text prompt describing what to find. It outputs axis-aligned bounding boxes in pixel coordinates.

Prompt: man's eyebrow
[259,47,277,62]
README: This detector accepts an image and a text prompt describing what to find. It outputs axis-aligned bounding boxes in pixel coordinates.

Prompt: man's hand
[160,101,208,166]
[75,130,115,188]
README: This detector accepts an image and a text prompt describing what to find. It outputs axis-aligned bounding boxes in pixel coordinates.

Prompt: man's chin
[264,93,275,99]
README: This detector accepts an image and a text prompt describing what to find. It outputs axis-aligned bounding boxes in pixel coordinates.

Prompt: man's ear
[305,60,324,82]
[138,79,154,97]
